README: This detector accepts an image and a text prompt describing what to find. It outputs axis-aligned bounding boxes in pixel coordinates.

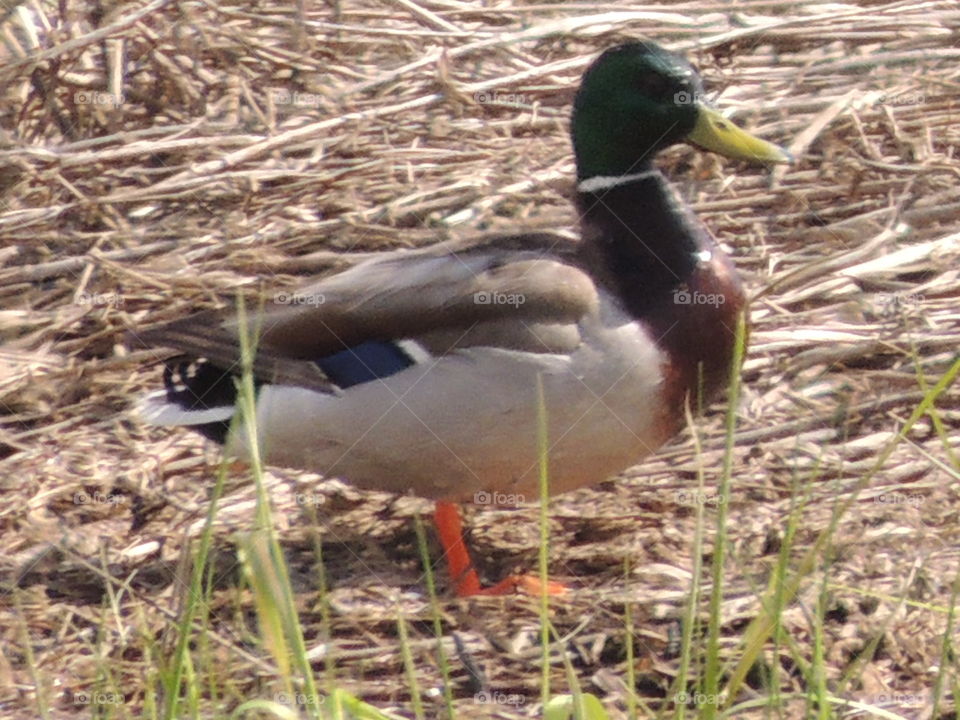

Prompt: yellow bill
[687,104,792,164]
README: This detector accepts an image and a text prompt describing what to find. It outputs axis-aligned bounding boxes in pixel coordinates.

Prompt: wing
[134,233,598,390]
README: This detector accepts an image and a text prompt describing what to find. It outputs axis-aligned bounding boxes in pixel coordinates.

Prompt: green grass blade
[412,513,455,719]
[700,312,747,720]
[721,355,960,704]
[536,372,552,708]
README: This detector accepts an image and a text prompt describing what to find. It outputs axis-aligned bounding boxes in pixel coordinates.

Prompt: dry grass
[1,0,959,717]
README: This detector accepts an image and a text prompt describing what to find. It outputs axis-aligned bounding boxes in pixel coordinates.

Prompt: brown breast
[644,250,747,442]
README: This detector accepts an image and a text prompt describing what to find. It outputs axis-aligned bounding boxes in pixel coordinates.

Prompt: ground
[0,1,958,718]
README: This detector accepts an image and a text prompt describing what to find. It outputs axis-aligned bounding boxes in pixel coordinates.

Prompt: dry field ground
[1,0,958,717]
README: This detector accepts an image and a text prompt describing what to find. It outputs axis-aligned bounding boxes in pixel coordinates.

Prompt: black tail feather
[161,359,240,443]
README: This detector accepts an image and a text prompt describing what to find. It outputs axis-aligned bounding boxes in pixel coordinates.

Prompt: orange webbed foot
[432,501,568,598]
[470,573,568,597]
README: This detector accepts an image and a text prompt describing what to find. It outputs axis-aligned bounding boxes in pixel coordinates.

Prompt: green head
[572,42,790,181]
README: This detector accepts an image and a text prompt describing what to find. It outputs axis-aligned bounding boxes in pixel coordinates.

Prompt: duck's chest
[637,250,747,424]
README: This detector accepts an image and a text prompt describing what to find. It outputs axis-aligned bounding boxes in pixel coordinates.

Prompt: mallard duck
[135,42,789,597]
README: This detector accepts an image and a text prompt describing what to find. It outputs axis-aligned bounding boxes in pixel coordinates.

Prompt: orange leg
[432,501,568,597]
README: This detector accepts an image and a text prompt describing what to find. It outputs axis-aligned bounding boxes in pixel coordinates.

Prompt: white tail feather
[136,390,235,426]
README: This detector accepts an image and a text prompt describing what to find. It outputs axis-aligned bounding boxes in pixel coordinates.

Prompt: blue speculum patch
[315,340,415,388]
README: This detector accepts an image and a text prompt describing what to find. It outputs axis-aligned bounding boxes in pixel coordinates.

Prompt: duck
[134,41,790,597]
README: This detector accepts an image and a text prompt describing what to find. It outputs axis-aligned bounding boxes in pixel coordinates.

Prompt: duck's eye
[634,73,673,99]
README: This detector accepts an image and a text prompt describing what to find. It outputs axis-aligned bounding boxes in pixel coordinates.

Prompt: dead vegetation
[1,0,959,717]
